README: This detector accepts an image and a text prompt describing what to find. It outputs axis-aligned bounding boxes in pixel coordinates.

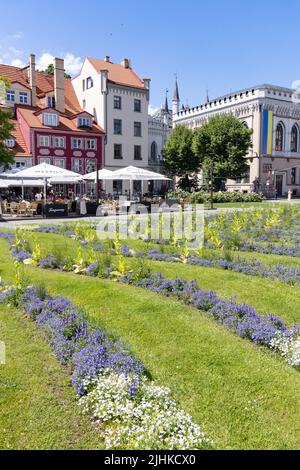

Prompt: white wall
[73,59,150,195]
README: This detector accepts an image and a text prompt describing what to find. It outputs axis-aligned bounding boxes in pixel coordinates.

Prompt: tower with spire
[172,75,180,115]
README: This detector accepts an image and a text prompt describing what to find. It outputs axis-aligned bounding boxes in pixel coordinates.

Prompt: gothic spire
[173,75,180,102]
[164,89,169,112]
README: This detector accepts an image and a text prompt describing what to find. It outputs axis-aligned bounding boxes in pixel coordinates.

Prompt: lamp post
[209,166,214,210]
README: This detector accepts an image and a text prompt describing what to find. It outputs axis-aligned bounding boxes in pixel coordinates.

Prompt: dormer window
[19,92,28,104]
[5,138,16,148]
[47,96,55,108]
[43,113,59,126]
[78,116,92,128]
[6,90,15,102]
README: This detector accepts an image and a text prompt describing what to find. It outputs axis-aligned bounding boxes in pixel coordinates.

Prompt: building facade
[0,55,104,175]
[72,56,150,194]
[148,96,172,193]
[173,83,300,196]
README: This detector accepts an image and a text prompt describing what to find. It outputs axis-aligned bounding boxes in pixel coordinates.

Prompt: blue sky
[1,0,300,112]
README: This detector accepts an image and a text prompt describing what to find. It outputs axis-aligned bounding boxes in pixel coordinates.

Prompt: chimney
[104,56,110,62]
[143,78,151,90]
[29,54,36,107]
[54,58,65,113]
[120,58,130,69]
[100,69,108,94]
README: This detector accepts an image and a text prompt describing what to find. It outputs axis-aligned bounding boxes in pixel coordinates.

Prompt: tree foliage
[192,114,253,189]
[41,64,71,79]
[0,109,15,169]
[0,77,14,169]
[163,125,200,190]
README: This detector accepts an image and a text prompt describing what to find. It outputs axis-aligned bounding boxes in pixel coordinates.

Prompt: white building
[173,82,300,196]
[148,94,172,192]
[72,56,150,194]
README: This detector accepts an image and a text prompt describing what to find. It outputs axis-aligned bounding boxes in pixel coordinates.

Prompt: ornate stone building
[173,83,300,196]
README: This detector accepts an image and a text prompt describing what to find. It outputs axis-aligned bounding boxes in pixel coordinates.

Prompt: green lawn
[143,259,300,325]
[7,229,300,325]
[0,302,102,450]
[1,237,300,449]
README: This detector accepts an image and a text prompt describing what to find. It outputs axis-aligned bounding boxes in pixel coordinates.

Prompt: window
[5,138,15,148]
[86,159,97,173]
[15,161,26,168]
[134,121,142,137]
[39,135,51,147]
[86,77,93,89]
[19,92,28,104]
[82,99,86,109]
[43,113,59,126]
[134,99,141,112]
[54,137,65,148]
[78,116,92,128]
[114,96,122,109]
[114,144,123,159]
[86,139,96,150]
[47,96,55,108]
[291,125,298,153]
[243,167,250,184]
[39,157,51,164]
[291,168,297,185]
[54,158,65,168]
[114,119,122,135]
[113,180,123,194]
[6,90,15,102]
[72,138,83,149]
[134,145,142,160]
[82,79,86,91]
[275,123,284,151]
[72,158,84,173]
[151,141,157,161]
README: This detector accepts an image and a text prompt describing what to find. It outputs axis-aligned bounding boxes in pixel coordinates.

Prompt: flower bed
[1,230,300,369]
[0,280,208,450]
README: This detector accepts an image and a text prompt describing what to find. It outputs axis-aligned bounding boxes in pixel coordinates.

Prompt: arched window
[151,141,157,161]
[291,124,298,153]
[275,123,284,151]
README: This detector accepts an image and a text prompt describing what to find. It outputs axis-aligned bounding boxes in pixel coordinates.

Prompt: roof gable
[86,57,146,89]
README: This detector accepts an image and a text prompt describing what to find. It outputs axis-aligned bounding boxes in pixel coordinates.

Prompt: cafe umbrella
[6,163,82,215]
[104,165,171,198]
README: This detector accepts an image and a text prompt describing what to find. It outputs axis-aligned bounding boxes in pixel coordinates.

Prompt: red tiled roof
[0,64,29,88]
[17,105,104,134]
[10,119,31,157]
[0,63,104,133]
[87,57,146,89]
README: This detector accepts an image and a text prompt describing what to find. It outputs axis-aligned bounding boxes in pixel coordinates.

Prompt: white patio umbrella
[11,162,81,179]
[83,168,113,181]
[83,168,113,195]
[104,166,171,197]
[8,163,82,199]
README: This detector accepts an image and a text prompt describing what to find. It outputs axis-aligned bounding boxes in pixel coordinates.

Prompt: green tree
[192,114,253,191]
[0,77,14,169]
[41,64,71,79]
[163,125,200,191]
[0,109,14,169]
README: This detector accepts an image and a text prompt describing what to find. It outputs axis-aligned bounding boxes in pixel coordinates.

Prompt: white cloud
[7,32,23,40]
[10,58,26,68]
[36,52,83,76]
[63,53,83,76]
[149,105,160,116]
[8,46,23,57]
[36,52,55,71]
